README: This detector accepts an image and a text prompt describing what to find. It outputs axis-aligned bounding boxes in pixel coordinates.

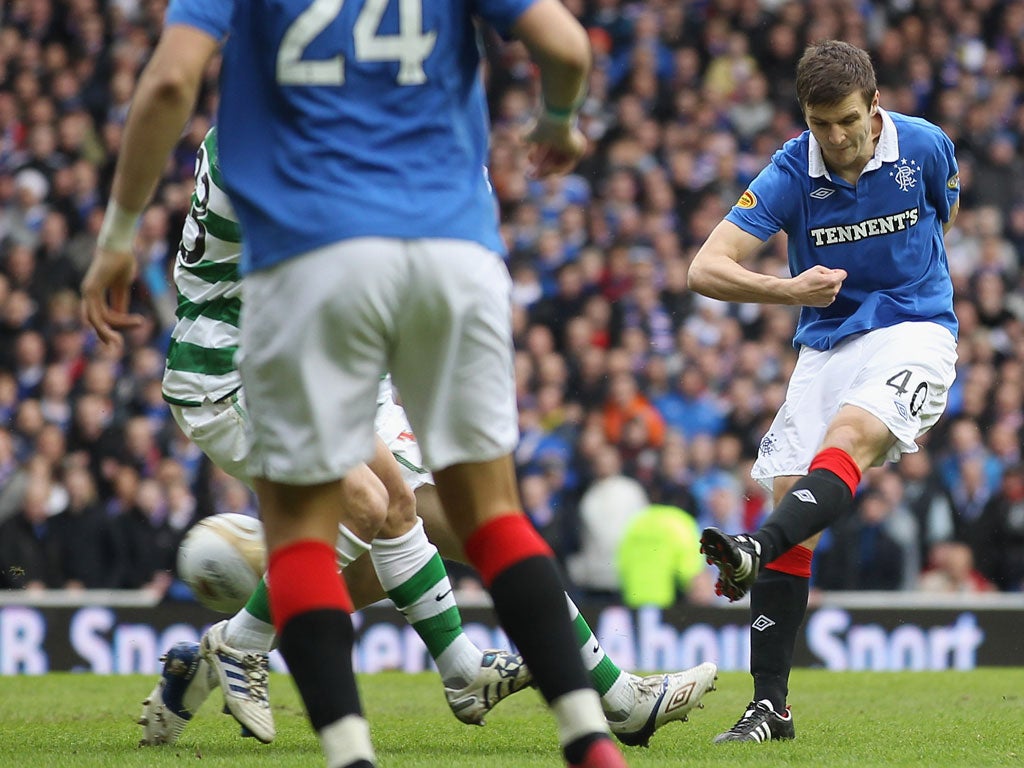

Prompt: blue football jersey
[166,0,534,273]
[726,109,959,350]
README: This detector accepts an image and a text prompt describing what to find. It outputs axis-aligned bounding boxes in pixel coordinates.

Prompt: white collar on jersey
[808,107,900,180]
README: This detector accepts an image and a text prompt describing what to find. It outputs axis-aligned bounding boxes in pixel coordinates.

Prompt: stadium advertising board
[0,600,1020,674]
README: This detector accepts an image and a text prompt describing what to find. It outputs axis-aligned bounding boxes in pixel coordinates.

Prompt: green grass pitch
[1,670,1022,767]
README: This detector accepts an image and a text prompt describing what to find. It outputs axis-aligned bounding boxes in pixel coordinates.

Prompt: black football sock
[750,568,810,712]
[278,610,362,730]
[753,469,854,563]
[489,556,591,703]
[491,557,609,765]
[466,513,608,764]
[753,448,861,564]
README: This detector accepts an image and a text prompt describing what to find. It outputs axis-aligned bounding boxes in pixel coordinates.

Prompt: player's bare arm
[81,24,219,346]
[514,0,590,177]
[688,220,847,307]
[943,199,960,234]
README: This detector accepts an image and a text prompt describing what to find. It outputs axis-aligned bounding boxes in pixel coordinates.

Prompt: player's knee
[376,480,417,539]
[822,408,893,468]
[339,470,389,540]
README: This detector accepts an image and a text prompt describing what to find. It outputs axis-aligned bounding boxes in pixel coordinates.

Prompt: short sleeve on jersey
[474,0,538,39]
[166,0,233,42]
[928,129,959,223]
[724,158,790,241]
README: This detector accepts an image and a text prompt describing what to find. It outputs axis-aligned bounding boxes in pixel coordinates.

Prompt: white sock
[434,634,485,689]
[224,606,275,653]
[336,524,372,568]
[551,688,609,747]
[601,674,636,721]
[320,714,376,768]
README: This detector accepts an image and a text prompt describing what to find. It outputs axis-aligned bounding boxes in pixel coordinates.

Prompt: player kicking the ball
[688,41,958,743]
[135,128,716,749]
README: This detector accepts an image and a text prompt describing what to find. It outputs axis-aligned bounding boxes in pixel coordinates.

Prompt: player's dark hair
[795,40,877,111]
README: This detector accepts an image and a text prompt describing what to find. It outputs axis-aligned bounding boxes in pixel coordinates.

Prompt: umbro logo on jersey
[792,489,817,504]
[752,615,776,632]
[809,187,835,199]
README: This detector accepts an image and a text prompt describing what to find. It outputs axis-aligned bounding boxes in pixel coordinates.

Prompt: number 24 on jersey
[277,0,437,86]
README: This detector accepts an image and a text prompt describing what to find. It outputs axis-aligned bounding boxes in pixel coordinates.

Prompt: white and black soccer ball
[177,513,266,613]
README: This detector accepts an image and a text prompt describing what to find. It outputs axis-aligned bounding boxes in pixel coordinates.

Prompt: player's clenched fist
[788,265,847,307]
[524,116,587,179]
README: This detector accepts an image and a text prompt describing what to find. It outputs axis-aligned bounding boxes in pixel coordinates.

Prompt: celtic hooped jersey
[162,128,244,406]
[726,108,959,351]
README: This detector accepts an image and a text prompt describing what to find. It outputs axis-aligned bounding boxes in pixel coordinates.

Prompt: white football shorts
[170,390,251,484]
[171,379,436,492]
[376,375,434,492]
[239,238,518,484]
[752,321,957,490]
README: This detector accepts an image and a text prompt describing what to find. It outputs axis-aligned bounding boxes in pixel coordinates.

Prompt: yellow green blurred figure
[617,505,704,608]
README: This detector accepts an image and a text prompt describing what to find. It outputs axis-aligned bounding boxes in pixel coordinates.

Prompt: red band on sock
[765,544,813,578]
[808,447,861,496]
[464,513,554,588]
[267,539,352,630]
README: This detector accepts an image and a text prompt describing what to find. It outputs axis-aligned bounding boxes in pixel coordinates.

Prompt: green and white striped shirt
[162,128,244,407]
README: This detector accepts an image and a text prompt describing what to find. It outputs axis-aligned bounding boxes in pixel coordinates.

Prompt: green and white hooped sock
[565,594,634,719]
[371,518,482,687]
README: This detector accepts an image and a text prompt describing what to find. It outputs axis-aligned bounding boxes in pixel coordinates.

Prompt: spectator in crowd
[568,443,648,599]
[114,476,176,594]
[896,448,958,566]
[0,472,62,589]
[815,488,907,592]
[918,540,997,594]
[962,462,1024,591]
[602,369,665,449]
[51,462,120,588]
[617,501,707,608]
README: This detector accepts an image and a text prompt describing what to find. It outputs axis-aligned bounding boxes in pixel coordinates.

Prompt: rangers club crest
[890,158,920,192]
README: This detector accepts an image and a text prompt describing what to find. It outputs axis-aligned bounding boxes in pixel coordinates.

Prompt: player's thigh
[389,239,519,472]
[751,345,836,488]
[239,241,398,484]
[170,395,251,485]
[844,322,957,464]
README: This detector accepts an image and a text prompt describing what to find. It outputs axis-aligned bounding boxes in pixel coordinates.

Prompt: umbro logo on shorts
[792,489,817,504]
[752,614,776,632]
[809,187,835,199]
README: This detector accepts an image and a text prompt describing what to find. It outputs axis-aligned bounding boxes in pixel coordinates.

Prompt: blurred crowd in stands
[1,0,1023,603]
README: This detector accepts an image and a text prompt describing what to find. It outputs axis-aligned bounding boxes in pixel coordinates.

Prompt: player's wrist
[539,87,586,128]
[97,198,141,252]
[539,103,579,126]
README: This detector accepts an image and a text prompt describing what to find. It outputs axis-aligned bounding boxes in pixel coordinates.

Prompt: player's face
[804,90,881,176]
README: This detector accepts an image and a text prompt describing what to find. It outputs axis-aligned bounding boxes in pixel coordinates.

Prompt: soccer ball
[177,513,266,613]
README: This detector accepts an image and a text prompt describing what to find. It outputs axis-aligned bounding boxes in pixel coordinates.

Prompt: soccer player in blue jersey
[688,40,959,743]
[80,0,632,766]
